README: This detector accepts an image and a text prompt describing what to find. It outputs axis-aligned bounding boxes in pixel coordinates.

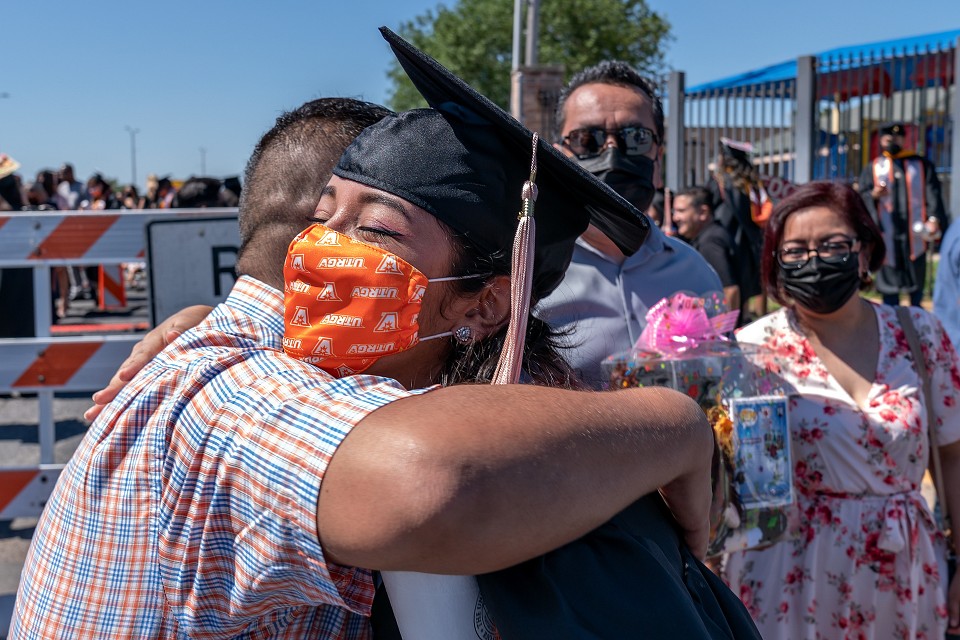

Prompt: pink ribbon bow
[636,293,739,356]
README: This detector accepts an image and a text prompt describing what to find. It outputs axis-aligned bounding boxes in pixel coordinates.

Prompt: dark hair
[0,175,23,210]
[37,170,57,197]
[235,98,393,287]
[677,185,713,213]
[555,60,664,143]
[174,177,222,208]
[761,181,886,306]
[437,229,578,388]
[87,173,110,191]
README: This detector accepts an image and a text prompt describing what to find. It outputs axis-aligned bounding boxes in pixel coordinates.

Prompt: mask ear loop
[492,133,538,385]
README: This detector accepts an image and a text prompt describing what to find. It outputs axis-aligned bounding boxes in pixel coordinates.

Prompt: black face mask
[780,254,861,315]
[882,142,902,156]
[576,147,656,212]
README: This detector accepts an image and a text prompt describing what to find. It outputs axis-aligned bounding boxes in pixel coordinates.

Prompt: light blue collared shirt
[536,224,722,388]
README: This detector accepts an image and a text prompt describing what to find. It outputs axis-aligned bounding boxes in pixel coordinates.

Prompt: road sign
[146,216,240,324]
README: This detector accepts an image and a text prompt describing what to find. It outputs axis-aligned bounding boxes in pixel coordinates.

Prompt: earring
[454,326,473,344]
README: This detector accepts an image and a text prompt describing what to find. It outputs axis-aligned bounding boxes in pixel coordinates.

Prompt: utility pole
[510,0,524,120]
[125,126,140,186]
[525,0,539,66]
[199,147,207,175]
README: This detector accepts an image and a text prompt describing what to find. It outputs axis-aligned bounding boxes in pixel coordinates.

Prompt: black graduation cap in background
[879,121,906,137]
[334,27,650,298]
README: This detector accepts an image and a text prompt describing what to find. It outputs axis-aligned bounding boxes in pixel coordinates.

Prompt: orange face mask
[283,223,474,377]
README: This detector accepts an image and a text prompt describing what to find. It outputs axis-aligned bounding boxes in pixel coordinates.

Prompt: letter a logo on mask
[312,337,333,357]
[290,254,306,272]
[316,282,341,301]
[290,305,311,327]
[409,285,427,303]
[374,312,400,332]
[376,255,403,275]
[316,230,342,246]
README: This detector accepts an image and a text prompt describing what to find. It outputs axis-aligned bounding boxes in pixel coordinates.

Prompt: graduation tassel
[492,133,538,385]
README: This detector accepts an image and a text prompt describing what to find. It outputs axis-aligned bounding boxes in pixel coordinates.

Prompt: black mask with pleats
[780,254,861,314]
[575,147,657,213]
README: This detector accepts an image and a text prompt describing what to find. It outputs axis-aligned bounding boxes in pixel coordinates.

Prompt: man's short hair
[677,186,713,214]
[555,61,664,143]
[236,98,393,285]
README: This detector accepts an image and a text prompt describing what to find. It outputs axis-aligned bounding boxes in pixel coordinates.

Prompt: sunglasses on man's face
[562,125,659,159]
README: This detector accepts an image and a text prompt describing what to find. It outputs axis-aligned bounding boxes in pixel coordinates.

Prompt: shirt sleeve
[161,367,431,623]
[913,308,960,446]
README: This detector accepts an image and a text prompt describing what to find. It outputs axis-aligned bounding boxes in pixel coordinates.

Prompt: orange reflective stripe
[13,342,103,387]
[0,470,38,512]
[31,214,120,259]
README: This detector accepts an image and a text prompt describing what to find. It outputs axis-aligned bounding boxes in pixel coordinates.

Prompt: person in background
[121,184,145,209]
[673,185,740,314]
[709,138,768,323]
[81,173,120,210]
[934,220,960,350]
[858,121,949,307]
[155,176,176,208]
[537,60,721,388]
[35,169,59,204]
[0,159,38,337]
[723,180,960,638]
[646,189,666,228]
[55,162,85,210]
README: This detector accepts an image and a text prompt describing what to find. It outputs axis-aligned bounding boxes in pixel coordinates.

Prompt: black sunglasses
[562,125,659,159]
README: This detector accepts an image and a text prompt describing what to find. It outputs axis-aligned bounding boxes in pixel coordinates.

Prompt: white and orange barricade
[0,208,237,521]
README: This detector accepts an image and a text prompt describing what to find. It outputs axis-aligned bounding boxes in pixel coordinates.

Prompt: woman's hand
[83,305,212,421]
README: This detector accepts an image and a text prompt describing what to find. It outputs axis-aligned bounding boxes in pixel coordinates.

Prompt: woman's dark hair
[760,180,886,307]
[434,226,579,389]
[0,174,24,210]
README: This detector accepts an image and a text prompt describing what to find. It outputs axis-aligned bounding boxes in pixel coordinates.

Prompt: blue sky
[2,0,956,190]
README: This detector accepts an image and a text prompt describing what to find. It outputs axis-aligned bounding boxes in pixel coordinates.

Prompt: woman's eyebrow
[357,191,413,222]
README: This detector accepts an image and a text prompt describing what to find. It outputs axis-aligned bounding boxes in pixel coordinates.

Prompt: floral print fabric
[723,304,960,639]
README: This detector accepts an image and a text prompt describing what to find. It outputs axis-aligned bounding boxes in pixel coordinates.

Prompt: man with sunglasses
[536,61,721,388]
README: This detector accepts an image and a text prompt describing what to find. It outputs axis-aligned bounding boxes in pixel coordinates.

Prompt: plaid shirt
[12,276,423,639]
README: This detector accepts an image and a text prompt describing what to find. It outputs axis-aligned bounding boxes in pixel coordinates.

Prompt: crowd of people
[6,26,960,640]
[0,161,243,331]
[0,162,242,214]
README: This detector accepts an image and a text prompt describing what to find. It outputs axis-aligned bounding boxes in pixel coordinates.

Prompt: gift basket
[602,292,793,557]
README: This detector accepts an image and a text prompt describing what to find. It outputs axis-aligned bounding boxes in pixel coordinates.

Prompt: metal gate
[667,30,959,215]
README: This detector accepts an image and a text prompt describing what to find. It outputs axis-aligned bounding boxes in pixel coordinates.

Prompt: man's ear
[464,275,512,340]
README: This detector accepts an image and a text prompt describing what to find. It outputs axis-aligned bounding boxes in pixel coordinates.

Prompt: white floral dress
[723,304,960,639]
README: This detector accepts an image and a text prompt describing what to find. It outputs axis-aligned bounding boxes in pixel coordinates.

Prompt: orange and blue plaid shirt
[12,276,424,639]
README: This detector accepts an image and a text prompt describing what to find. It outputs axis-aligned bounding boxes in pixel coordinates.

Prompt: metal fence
[814,42,955,186]
[667,34,959,216]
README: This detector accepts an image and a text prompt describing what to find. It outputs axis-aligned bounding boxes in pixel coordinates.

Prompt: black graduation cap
[879,121,906,137]
[719,137,753,166]
[333,27,649,298]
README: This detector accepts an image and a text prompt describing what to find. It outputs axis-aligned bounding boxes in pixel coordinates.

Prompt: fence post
[951,38,960,221]
[794,55,817,184]
[667,71,686,192]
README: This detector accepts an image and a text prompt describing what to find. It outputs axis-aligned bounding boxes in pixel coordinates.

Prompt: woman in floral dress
[723,181,960,639]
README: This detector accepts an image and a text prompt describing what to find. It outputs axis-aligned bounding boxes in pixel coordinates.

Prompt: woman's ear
[464,275,512,340]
